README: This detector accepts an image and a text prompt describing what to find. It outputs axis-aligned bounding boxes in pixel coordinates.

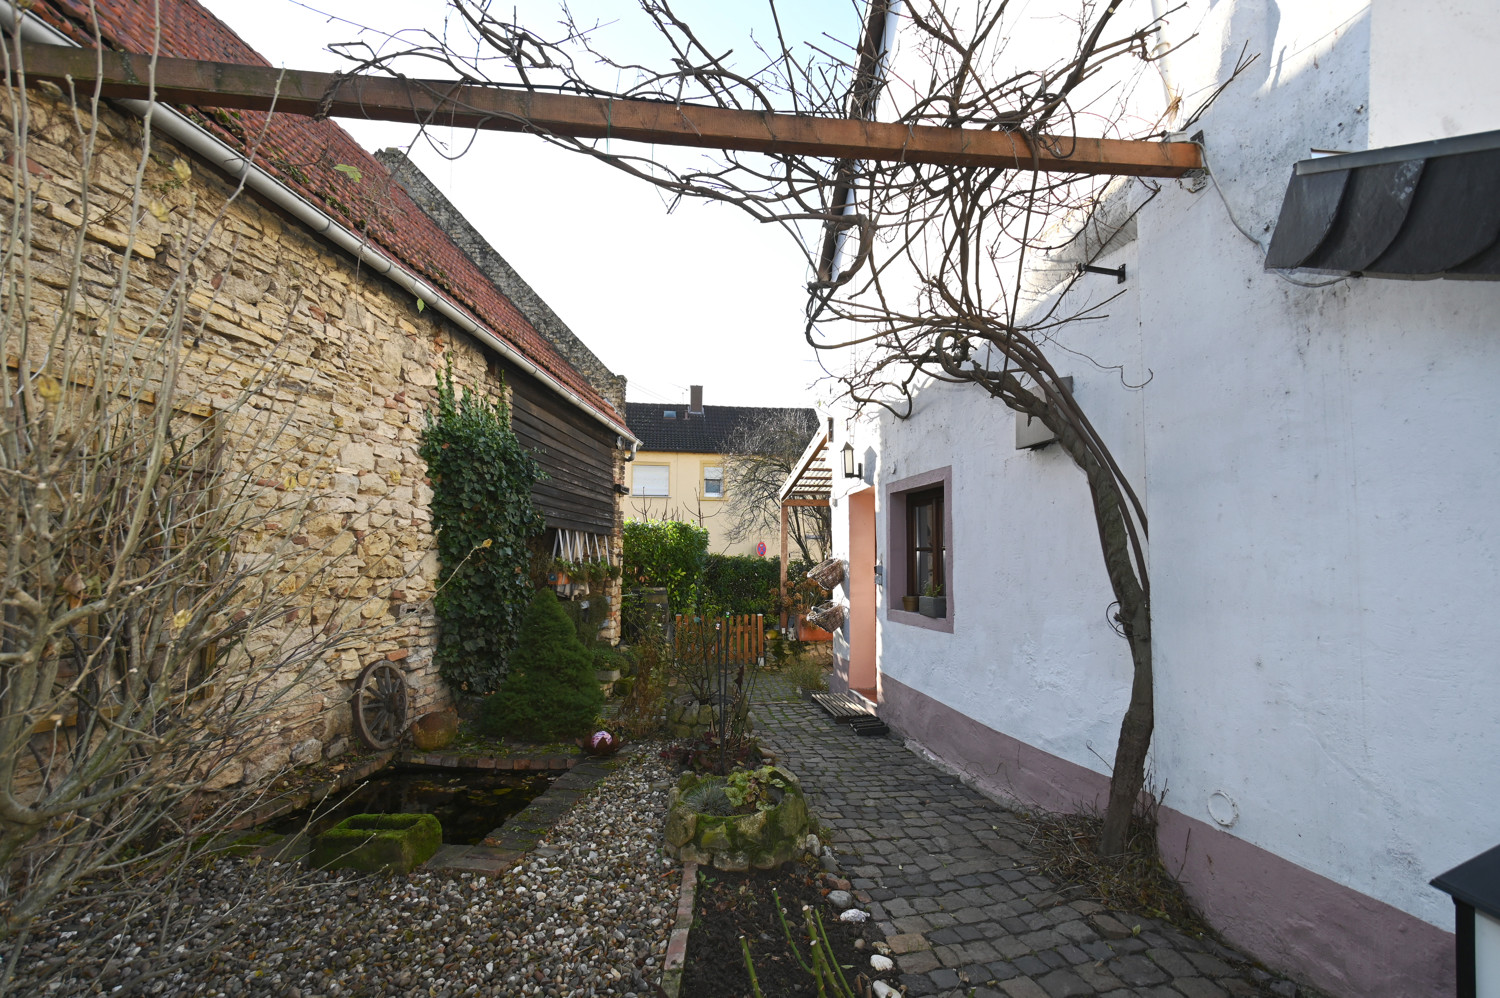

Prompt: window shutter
[633,465,669,496]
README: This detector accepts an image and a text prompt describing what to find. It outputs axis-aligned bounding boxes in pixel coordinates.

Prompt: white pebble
[838,909,870,923]
[870,954,894,971]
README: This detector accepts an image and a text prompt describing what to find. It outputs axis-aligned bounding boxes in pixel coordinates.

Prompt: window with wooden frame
[885,466,953,631]
[906,487,943,598]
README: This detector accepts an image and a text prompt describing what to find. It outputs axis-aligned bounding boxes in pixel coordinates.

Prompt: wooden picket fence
[672,613,765,666]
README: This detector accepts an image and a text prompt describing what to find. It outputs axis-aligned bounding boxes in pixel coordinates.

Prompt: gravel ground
[10,749,679,998]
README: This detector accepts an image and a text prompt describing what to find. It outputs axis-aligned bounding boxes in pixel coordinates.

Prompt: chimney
[688,385,704,416]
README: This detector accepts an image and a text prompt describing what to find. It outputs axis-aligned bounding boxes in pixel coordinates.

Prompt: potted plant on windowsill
[919,582,946,618]
[900,594,920,612]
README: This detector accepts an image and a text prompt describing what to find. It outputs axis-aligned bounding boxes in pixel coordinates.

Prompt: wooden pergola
[777,428,833,627]
[11,43,1204,179]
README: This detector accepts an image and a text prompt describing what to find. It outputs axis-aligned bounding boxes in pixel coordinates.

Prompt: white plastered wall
[864,0,1500,936]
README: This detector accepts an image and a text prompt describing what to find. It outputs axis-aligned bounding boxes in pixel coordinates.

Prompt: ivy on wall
[420,367,545,694]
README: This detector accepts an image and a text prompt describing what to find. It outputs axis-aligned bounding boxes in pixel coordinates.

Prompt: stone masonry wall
[1,90,609,785]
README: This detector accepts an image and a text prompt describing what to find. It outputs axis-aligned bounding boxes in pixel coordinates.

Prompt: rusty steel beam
[13,43,1203,178]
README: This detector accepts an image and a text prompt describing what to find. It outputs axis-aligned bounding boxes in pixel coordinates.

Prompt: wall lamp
[841,442,863,479]
[613,483,630,495]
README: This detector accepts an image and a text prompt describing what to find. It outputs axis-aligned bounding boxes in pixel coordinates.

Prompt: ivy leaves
[420,366,544,694]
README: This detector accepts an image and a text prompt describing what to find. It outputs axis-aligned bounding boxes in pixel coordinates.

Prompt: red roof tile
[27,0,624,431]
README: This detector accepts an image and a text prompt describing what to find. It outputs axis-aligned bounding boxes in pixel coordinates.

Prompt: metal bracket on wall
[1077,263,1126,284]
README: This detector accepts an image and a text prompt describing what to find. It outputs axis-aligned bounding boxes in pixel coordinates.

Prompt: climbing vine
[421,366,545,694]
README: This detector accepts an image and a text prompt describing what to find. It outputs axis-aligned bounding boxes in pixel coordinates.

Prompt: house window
[702,465,724,498]
[906,487,943,598]
[886,466,953,631]
[632,464,669,497]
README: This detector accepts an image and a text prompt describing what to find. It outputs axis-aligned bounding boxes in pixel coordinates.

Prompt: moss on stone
[664,769,811,871]
[311,813,442,874]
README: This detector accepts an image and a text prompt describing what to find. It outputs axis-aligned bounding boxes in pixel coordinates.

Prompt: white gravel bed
[9,750,679,998]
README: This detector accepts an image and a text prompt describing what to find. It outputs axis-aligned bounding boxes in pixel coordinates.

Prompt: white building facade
[827,2,1500,995]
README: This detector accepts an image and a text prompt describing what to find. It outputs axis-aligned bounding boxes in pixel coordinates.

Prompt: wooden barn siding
[504,364,617,534]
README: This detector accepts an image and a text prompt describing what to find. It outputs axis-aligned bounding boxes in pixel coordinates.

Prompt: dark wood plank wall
[501,362,618,535]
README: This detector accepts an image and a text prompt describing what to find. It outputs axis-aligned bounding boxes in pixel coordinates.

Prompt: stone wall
[1,89,622,784]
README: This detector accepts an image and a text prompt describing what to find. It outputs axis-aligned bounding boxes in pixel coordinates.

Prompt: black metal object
[1430,841,1500,998]
[1077,263,1126,284]
[1266,129,1500,279]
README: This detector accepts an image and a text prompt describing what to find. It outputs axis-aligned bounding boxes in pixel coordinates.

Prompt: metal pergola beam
[12,43,1204,179]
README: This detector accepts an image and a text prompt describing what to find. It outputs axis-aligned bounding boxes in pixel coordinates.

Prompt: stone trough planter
[663,766,810,872]
[311,813,441,874]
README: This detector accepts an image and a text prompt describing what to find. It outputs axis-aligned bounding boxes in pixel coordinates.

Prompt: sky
[198,0,868,411]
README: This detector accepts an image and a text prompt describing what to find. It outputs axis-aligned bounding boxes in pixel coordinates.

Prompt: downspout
[0,2,638,446]
[1149,0,1179,125]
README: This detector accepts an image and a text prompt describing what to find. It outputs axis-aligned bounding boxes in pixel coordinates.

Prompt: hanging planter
[805,600,846,632]
[806,557,845,589]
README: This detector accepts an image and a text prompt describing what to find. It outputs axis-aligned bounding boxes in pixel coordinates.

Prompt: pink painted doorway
[847,487,878,699]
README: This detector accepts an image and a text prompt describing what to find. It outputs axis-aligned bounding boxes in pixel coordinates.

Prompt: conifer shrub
[479,589,603,742]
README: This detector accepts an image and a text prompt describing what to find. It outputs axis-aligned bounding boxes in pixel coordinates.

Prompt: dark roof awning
[1265,129,1500,280]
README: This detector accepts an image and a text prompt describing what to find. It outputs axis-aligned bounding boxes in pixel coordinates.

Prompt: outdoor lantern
[842,442,862,479]
[1431,843,1500,996]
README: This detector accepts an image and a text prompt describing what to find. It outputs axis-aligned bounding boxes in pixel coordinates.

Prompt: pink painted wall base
[877,675,1454,998]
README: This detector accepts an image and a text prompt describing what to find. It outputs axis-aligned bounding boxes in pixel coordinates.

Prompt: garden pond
[266,765,560,845]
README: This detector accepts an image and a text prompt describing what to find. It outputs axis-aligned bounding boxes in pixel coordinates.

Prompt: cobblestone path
[752,678,1303,998]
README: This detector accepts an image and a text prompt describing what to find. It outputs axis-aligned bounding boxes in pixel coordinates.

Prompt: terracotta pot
[410,709,459,751]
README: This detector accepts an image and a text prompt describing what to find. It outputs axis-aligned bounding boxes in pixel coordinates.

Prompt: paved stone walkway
[752,678,1304,998]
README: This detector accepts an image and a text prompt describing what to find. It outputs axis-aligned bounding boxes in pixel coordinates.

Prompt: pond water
[267,766,560,845]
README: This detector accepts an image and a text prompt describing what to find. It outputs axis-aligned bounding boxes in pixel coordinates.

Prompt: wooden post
[779,503,790,633]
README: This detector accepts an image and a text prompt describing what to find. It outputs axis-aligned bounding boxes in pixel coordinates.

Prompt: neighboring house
[820,3,1500,998]
[14,0,633,777]
[625,388,820,557]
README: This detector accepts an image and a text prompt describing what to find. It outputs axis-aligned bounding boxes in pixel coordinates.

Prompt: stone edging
[230,749,396,831]
[425,755,617,875]
[659,860,698,998]
[401,750,580,771]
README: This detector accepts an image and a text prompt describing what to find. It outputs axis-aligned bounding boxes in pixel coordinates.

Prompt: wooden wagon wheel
[352,661,409,749]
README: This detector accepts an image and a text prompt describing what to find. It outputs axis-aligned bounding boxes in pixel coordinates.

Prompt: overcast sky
[198,0,866,411]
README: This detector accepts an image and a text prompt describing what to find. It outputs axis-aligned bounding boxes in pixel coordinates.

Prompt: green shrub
[623,519,708,611]
[594,644,634,676]
[479,589,603,742]
[421,367,545,694]
[558,593,611,647]
[700,554,780,616]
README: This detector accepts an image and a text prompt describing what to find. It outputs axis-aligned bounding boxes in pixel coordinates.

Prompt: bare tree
[0,35,380,986]
[337,0,1238,855]
[720,407,826,564]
